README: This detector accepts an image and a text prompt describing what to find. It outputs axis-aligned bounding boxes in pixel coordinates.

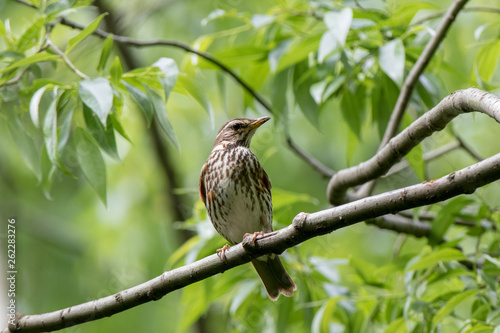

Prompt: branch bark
[327,88,500,205]
[6,132,500,332]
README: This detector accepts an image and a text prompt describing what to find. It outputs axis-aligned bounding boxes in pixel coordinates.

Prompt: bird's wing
[199,163,207,204]
[262,169,272,192]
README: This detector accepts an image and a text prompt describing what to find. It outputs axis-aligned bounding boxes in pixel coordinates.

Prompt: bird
[199,117,296,301]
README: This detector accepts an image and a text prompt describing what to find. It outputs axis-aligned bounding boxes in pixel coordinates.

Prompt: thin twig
[13,0,37,9]
[412,6,500,26]
[393,233,407,259]
[455,133,484,161]
[398,210,495,229]
[0,68,28,87]
[54,17,273,113]
[286,136,335,178]
[366,214,431,238]
[46,37,90,80]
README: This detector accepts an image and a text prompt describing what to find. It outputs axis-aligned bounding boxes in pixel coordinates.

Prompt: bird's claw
[217,244,231,262]
[243,231,264,244]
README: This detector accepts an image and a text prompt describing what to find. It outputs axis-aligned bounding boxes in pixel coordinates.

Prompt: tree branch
[327,87,500,205]
[325,0,469,202]
[6,138,500,332]
[379,0,469,149]
[45,37,90,80]
[367,214,431,237]
[455,133,484,161]
[412,6,500,26]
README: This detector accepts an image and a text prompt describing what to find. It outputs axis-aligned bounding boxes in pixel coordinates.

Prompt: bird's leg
[217,244,231,261]
[243,231,264,243]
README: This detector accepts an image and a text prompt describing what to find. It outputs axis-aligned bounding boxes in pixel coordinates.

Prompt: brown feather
[199,163,207,204]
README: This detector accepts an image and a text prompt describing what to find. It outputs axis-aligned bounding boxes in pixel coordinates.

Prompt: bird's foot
[243,231,264,244]
[216,244,231,262]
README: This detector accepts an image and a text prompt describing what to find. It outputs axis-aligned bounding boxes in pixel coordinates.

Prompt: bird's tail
[251,254,296,301]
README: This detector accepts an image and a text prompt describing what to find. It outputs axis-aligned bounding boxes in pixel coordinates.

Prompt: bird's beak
[249,116,270,130]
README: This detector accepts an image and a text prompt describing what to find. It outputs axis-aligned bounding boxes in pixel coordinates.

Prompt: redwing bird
[199,117,296,300]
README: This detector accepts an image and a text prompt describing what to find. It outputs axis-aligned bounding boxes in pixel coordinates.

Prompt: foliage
[1,0,500,332]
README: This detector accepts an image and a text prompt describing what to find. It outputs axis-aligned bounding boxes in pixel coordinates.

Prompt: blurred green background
[1,0,500,332]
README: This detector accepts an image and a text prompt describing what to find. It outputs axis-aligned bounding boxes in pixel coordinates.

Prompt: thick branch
[327,88,500,205]
[7,146,500,333]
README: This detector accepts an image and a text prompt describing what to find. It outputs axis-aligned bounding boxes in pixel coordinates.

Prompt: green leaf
[58,107,74,156]
[97,34,114,72]
[383,317,406,333]
[79,77,113,125]
[475,40,500,83]
[276,34,321,73]
[319,8,352,63]
[17,16,45,52]
[230,280,260,315]
[316,298,340,333]
[402,112,425,180]
[109,113,132,143]
[144,86,180,151]
[318,30,338,63]
[153,57,179,100]
[268,39,291,72]
[407,248,468,271]
[83,104,120,160]
[350,257,382,286]
[43,94,61,166]
[405,142,425,180]
[272,188,318,210]
[45,0,78,16]
[74,127,107,205]
[371,72,399,138]
[66,13,107,54]
[216,71,227,115]
[30,85,49,127]
[341,82,365,138]
[109,57,123,85]
[122,79,154,125]
[180,281,207,332]
[430,197,474,244]
[175,75,214,122]
[270,68,289,119]
[379,38,405,87]
[1,53,59,73]
[211,46,268,68]
[432,290,479,327]
[293,61,319,126]
[7,117,42,182]
[310,79,328,105]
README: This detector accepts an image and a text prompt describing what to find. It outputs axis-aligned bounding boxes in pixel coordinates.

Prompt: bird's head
[213,117,270,149]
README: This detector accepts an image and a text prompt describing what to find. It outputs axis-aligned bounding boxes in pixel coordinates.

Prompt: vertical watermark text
[6,218,16,326]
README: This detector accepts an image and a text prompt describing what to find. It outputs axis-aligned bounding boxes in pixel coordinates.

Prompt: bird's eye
[231,123,242,131]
